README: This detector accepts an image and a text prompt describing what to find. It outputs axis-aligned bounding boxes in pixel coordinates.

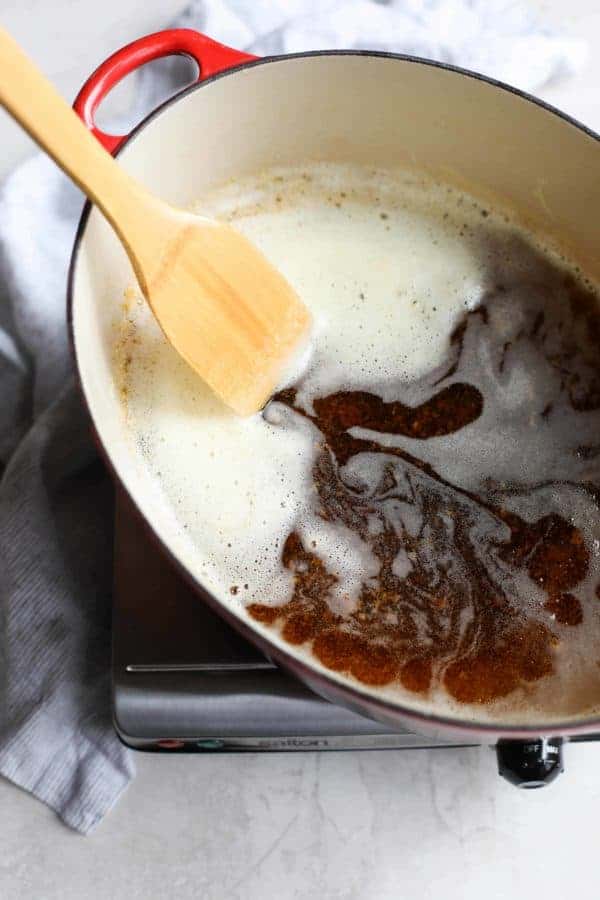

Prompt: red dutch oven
[67,28,600,772]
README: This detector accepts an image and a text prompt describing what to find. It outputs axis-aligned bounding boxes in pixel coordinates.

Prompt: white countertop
[4,742,600,899]
[2,2,600,898]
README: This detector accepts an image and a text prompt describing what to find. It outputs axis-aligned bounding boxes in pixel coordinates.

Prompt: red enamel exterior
[73,28,256,152]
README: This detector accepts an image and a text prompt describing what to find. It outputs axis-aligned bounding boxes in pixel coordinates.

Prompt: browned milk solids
[119,164,600,720]
[250,237,600,706]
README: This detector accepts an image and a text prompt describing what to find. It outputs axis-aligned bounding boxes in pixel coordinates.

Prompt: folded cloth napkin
[0,0,587,834]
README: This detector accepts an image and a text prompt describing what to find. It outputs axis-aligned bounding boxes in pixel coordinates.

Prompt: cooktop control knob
[496,738,564,788]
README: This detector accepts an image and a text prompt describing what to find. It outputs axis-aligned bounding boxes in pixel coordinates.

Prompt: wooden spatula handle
[0,28,151,254]
[0,28,312,416]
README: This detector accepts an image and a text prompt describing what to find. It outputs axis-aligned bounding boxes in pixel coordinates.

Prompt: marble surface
[2,742,600,899]
[2,1,600,898]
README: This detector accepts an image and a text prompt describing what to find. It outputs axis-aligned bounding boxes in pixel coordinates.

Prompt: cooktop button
[496,737,564,788]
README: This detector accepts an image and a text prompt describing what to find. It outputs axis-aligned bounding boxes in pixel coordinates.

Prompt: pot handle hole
[73,28,256,154]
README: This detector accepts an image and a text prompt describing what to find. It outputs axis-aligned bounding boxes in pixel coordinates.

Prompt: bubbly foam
[117,163,600,724]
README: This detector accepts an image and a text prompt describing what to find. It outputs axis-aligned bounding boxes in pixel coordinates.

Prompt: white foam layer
[122,165,486,605]
[220,168,487,407]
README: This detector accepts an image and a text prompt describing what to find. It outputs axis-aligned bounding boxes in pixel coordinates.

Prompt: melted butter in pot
[119,164,600,722]
[251,250,600,707]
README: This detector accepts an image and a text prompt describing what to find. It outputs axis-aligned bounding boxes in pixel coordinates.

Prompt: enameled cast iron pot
[68,28,600,758]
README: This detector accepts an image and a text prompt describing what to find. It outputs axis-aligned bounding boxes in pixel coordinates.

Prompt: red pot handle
[73,28,256,154]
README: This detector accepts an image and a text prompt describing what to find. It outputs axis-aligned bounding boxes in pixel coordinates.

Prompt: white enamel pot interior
[69,43,600,743]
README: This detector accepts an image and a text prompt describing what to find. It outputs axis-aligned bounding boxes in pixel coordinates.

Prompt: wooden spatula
[0,29,311,415]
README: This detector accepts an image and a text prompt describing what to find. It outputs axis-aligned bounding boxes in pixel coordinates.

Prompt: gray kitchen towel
[0,0,587,834]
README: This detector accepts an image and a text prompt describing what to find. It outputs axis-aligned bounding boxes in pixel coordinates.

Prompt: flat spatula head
[138,212,312,416]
